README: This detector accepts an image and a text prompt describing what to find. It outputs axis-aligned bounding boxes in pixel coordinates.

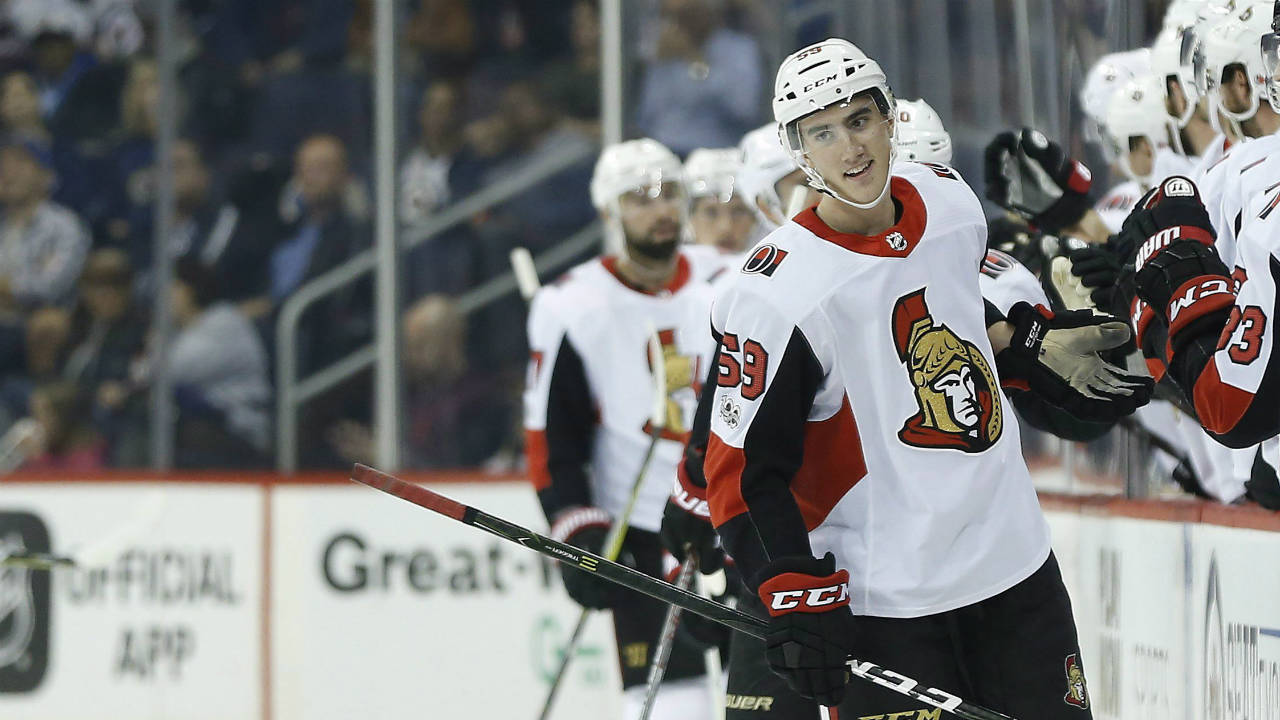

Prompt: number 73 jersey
[704,163,1050,618]
[523,251,717,533]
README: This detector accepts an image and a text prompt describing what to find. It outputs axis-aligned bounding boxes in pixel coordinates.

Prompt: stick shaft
[638,553,697,720]
[535,611,589,720]
[350,465,1016,720]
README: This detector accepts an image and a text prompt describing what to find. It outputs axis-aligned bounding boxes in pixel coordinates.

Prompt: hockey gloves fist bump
[549,506,627,609]
[984,128,1094,235]
[755,553,857,707]
[997,302,1154,422]
[1119,177,1234,365]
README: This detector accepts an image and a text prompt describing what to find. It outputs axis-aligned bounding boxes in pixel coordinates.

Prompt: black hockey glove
[754,552,857,707]
[660,461,725,574]
[659,497,725,574]
[1121,177,1234,357]
[549,506,628,610]
[996,302,1154,422]
[984,128,1095,234]
[1067,240,1127,313]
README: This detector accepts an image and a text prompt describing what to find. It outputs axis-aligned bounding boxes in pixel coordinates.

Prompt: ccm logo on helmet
[803,73,840,93]
[768,583,850,611]
[742,244,789,276]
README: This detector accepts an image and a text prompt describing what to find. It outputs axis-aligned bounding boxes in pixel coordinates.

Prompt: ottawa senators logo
[1063,654,1089,709]
[891,289,1002,452]
[741,244,788,276]
[642,328,701,442]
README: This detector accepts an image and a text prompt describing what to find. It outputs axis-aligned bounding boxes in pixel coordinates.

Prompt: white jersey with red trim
[703,162,1050,618]
[978,247,1049,314]
[523,251,717,532]
[682,242,738,284]
[1192,133,1235,185]
[1096,149,1198,234]
[1183,152,1280,453]
[1096,179,1145,235]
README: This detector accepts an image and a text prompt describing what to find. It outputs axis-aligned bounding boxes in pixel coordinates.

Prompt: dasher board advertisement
[270,482,626,720]
[0,483,263,720]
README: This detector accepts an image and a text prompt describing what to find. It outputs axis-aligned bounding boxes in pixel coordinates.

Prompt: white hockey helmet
[1105,75,1174,187]
[1080,48,1151,160]
[1165,0,1210,31]
[1152,27,1204,128]
[737,122,799,227]
[683,147,743,203]
[590,138,686,254]
[895,98,953,164]
[772,38,897,210]
[1202,1,1275,124]
[1263,0,1280,113]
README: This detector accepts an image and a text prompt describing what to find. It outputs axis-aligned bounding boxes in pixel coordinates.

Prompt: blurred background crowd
[0,0,1201,505]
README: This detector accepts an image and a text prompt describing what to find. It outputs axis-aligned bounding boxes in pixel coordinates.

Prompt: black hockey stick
[350,464,1017,720]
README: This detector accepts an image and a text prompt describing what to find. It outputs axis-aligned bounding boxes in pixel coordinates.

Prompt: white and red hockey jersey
[703,162,1051,618]
[1095,148,1198,234]
[1187,149,1280,446]
[523,251,717,532]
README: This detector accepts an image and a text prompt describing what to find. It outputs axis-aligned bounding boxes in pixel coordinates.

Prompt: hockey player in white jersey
[736,123,822,230]
[523,138,714,720]
[683,148,758,253]
[701,38,1152,717]
[1152,1,1221,157]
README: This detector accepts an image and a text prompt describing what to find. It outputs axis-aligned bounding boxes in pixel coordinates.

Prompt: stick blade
[350,464,468,521]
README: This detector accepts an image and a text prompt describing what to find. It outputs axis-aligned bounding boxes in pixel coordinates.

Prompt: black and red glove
[984,128,1094,234]
[659,461,725,574]
[1120,176,1234,360]
[996,302,1154,422]
[549,506,627,609]
[754,553,857,707]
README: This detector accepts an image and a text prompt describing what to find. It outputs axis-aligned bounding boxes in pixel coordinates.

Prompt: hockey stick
[638,549,698,720]
[350,465,1017,720]
[535,325,669,720]
[1117,416,1194,469]
[510,247,541,302]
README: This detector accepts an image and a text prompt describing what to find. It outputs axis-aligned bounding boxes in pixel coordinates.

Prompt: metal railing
[276,143,597,472]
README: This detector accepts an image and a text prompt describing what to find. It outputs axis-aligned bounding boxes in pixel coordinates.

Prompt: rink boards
[0,474,1276,719]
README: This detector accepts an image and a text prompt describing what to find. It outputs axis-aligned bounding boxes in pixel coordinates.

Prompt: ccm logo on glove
[1168,278,1233,325]
[759,569,851,615]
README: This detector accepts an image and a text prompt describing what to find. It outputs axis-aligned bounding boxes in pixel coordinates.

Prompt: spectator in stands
[0,138,90,312]
[400,80,465,225]
[16,381,105,471]
[633,0,762,155]
[98,57,161,248]
[269,133,367,304]
[0,305,72,436]
[403,0,477,80]
[327,294,513,469]
[61,249,148,464]
[540,0,601,137]
[169,257,271,468]
[8,0,95,122]
[0,71,48,142]
[136,139,270,312]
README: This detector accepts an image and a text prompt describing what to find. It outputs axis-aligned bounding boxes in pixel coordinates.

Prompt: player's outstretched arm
[988,300,1154,422]
[1118,177,1280,447]
[983,128,1110,244]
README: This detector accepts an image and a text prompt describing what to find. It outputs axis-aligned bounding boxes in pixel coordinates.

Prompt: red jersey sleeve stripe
[525,429,552,491]
[1192,360,1254,435]
[706,431,749,527]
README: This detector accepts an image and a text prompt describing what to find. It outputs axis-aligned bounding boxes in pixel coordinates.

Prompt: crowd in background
[0,0,776,471]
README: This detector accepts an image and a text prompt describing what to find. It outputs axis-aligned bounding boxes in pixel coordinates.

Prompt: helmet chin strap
[799,144,897,212]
